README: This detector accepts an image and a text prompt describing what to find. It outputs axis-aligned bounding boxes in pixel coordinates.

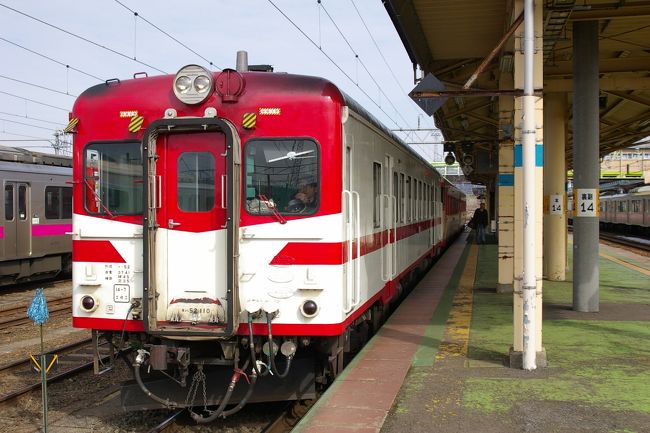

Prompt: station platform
[292,234,650,433]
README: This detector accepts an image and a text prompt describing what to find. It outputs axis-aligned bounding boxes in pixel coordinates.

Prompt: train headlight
[174,75,192,93]
[173,65,213,105]
[80,295,99,313]
[300,300,319,318]
[194,75,211,93]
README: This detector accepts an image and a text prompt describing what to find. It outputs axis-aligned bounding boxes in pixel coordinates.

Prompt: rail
[0,337,120,403]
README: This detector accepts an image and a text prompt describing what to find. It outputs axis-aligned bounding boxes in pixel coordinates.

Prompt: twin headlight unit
[173,65,214,105]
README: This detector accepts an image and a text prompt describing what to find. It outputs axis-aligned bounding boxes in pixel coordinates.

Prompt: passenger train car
[600,186,650,236]
[70,56,465,420]
[0,146,72,286]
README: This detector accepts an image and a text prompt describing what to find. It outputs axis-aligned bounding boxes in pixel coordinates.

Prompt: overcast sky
[0,0,443,160]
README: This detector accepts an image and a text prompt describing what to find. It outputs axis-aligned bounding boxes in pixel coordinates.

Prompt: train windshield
[244,139,319,216]
[83,141,143,215]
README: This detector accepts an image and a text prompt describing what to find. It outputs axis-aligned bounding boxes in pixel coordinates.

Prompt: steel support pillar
[543,93,567,281]
[572,21,600,312]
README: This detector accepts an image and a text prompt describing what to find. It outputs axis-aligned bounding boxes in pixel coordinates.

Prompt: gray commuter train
[0,146,72,286]
[599,186,650,236]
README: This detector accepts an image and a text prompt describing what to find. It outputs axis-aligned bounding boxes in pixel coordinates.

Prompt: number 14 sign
[574,188,599,217]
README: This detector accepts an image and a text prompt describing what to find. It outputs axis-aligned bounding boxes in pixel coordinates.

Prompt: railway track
[0,296,71,330]
[568,225,650,253]
[146,409,185,433]
[146,399,313,433]
[0,337,116,404]
[599,231,650,253]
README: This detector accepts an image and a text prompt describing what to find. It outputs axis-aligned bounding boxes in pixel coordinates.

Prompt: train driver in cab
[287,182,318,213]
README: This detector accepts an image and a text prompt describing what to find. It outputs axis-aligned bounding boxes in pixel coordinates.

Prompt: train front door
[155,132,229,329]
[3,182,31,259]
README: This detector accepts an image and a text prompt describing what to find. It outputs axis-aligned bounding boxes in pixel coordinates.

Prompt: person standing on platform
[472,202,489,244]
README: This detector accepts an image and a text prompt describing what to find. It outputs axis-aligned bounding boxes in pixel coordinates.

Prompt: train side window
[4,185,13,221]
[45,186,72,219]
[45,186,61,219]
[244,139,319,216]
[83,141,143,216]
[373,162,381,228]
[62,188,72,219]
[177,152,215,212]
[18,185,26,220]
[631,200,641,213]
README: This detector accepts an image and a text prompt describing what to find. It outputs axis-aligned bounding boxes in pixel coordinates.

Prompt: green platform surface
[465,244,650,430]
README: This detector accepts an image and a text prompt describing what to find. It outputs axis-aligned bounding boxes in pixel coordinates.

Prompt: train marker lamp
[445,152,456,165]
[173,65,214,105]
[80,295,99,313]
[300,300,319,318]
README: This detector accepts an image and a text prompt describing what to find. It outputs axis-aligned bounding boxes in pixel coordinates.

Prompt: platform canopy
[384,0,650,181]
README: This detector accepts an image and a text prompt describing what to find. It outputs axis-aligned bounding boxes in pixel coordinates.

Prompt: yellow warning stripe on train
[63,117,79,133]
[128,115,144,133]
[242,112,256,129]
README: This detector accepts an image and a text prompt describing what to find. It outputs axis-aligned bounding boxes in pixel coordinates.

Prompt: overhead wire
[0,139,53,142]
[348,0,408,95]
[0,74,78,97]
[0,117,59,131]
[1,1,437,154]
[0,90,69,112]
[0,130,53,141]
[0,2,168,75]
[318,2,409,126]
[0,111,65,127]
[112,0,223,70]
[320,1,439,155]
[348,0,437,147]
[266,0,402,128]
[0,36,105,82]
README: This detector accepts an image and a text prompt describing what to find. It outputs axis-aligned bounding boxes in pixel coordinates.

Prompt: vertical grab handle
[221,175,227,209]
[379,194,390,283]
[391,195,397,278]
[156,175,161,209]
[342,190,354,313]
[352,191,361,307]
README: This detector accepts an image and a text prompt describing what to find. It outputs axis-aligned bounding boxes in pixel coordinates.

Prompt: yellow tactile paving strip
[599,251,650,277]
[435,244,478,360]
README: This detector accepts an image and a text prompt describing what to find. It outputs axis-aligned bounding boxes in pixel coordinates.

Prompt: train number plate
[114,284,130,303]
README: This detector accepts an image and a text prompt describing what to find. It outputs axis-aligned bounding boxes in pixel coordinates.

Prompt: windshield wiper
[84,178,115,218]
[258,194,286,224]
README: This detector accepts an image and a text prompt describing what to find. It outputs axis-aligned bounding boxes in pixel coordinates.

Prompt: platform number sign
[574,188,598,217]
[550,194,563,215]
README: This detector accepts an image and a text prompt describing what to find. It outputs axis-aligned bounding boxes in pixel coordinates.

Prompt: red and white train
[70,54,465,420]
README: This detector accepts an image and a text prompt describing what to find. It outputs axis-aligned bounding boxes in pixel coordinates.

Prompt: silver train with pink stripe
[0,146,72,286]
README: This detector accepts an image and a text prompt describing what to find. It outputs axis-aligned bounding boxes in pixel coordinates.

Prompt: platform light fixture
[444,152,456,165]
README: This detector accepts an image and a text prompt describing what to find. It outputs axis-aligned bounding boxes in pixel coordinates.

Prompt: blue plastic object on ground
[27,288,49,325]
